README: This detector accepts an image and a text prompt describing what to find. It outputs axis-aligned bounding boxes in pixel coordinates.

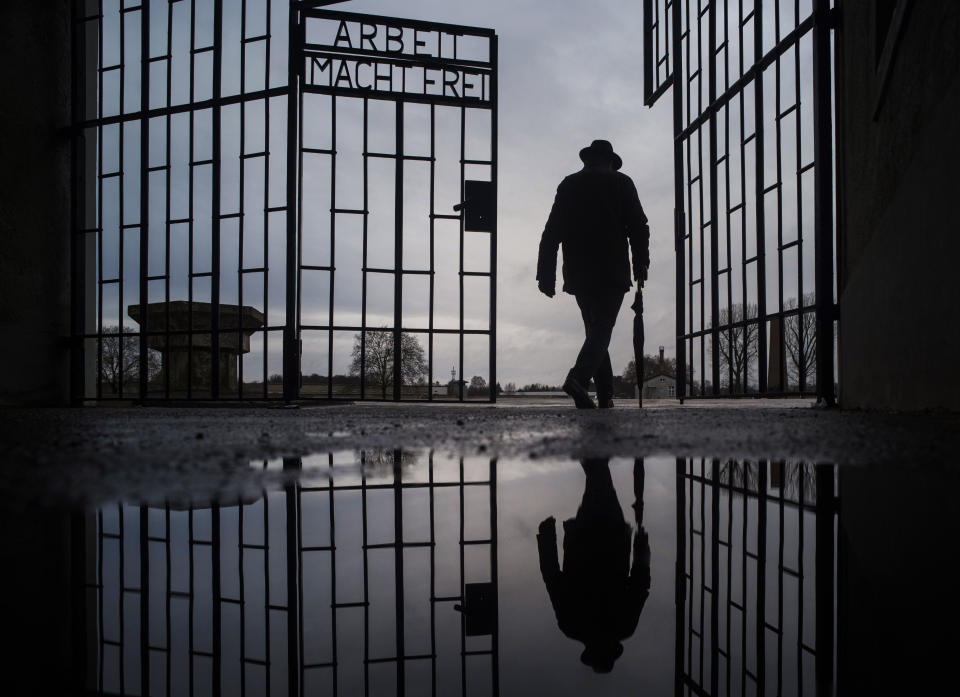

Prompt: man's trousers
[569,287,625,400]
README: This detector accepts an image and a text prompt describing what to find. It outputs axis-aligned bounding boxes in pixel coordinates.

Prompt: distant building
[638,347,677,399]
[641,373,676,399]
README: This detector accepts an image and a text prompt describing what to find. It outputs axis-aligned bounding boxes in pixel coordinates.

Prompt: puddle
[8,452,959,694]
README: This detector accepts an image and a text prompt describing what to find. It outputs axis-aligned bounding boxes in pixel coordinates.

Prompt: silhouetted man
[536,458,651,673]
[537,140,650,408]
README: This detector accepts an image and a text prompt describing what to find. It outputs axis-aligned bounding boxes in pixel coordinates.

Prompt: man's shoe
[563,376,596,409]
[598,397,615,409]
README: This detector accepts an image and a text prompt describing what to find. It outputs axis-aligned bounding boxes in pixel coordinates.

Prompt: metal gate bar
[644,0,836,402]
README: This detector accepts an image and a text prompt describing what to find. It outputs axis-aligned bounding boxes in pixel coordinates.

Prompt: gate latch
[453,582,497,636]
[453,180,494,232]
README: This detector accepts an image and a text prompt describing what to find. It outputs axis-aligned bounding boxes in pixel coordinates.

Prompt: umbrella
[631,289,644,407]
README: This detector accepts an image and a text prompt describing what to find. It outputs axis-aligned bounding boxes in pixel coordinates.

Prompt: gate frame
[643,0,837,404]
[284,4,499,403]
[70,0,497,405]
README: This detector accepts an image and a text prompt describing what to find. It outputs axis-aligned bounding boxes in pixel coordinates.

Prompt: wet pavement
[2,402,959,695]
[3,400,959,506]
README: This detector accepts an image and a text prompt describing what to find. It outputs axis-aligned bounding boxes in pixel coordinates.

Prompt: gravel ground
[2,399,957,506]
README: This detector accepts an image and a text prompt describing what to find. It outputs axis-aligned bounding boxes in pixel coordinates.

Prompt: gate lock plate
[453,180,494,232]
[453,582,497,636]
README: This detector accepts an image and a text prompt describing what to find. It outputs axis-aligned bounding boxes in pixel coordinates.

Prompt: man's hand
[538,280,555,298]
[634,264,649,288]
[538,516,556,537]
[632,528,652,589]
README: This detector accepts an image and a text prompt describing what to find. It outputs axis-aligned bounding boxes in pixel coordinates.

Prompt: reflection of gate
[79,451,500,695]
[643,0,836,402]
[675,458,836,697]
[70,1,496,404]
[290,7,498,402]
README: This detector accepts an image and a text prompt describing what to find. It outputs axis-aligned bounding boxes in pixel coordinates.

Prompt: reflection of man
[536,140,650,409]
[536,458,651,673]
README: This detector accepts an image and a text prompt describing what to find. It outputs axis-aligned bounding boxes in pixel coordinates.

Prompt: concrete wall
[0,1,73,405]
[837,464,960,692]
[837,1,960,409]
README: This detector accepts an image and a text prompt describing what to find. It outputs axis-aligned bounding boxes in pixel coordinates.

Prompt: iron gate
[290,6,498,402]
[71,0,497,403]
[643,0,836,402]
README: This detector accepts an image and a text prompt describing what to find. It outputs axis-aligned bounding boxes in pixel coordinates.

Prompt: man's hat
[579,139,622,170]
[580,640,625,673]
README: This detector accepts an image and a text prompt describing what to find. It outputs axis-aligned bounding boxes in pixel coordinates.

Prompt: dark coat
[537,517,650,649]
[536,459,651,660]
[536,168,650,295]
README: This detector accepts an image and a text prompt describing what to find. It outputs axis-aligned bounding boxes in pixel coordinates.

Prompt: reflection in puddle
[2,434,954,697]
[82,450,497,696]
[536,458,650,674]
[0,441,947,697]
[80,454,934,695]
[677,459,832,697]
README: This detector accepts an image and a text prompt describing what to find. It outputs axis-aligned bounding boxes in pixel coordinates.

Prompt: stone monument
[128,301,265,393]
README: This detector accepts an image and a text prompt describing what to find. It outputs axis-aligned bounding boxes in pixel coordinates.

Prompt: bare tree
[100,325,162,394]
[784,294,817,390]
[714,303,759,393]
[349,328,427,399]
[780,462,817,504]
[468,375,488,396]
[720,460,761,492]
[718,460,817,504]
